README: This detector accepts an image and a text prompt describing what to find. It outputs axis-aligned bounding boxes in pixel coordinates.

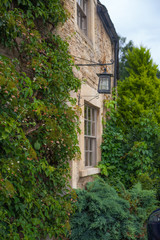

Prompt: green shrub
[70,179,158,240]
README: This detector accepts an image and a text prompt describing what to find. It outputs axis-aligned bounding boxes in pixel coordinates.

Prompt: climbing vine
[0,1,81,239]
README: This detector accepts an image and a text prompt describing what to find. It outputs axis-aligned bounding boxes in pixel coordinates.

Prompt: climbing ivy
[0,1,81,239]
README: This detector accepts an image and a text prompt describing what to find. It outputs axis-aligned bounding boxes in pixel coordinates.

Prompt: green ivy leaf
[34,141,41,150]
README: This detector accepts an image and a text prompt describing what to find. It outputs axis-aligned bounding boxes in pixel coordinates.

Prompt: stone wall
[57,0,114,88]
[57,0,115,189]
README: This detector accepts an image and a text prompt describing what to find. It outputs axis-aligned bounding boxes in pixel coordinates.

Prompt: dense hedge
[0,0,81,239]
[70,179,158,240]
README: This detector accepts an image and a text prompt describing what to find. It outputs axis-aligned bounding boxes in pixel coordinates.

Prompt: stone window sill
[79,167,100,177]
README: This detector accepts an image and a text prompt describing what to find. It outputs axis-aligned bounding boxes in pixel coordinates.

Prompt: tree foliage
[101,101,160,187]
[70,179,158,240]
[119,37,160,81]
[0,1,81,239]
[126,46,158,78]
[119,36,134,81]
[117,46,160,125]
[100,46,160,189]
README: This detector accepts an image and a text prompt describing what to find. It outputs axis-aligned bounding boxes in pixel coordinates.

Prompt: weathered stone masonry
[58,0,119,188]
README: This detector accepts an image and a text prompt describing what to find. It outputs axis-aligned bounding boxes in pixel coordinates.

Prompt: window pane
[85,105,87,119]
[88,121,91,135]
[85,152,88,166]
[80,0,82,8]
[88,138,91,150]
[82,16,87,31]
[92,109,95,121]
[88,107,91,120]
[83,0,87,13]
[92,122,95,136]
[85,120,87,135]
[85,137,88,150]
[89,152,92,166]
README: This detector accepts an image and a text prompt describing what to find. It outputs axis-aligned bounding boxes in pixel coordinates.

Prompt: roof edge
[97,0,119,43]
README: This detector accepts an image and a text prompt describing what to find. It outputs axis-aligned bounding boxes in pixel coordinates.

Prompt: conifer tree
[100,46,160,189]
[119,36,134,81]
[117,46,160,125]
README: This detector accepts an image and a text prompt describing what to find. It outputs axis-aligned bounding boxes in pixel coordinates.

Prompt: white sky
[100,0,160,68]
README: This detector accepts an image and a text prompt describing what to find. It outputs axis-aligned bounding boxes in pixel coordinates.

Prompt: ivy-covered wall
[0,1,81,239]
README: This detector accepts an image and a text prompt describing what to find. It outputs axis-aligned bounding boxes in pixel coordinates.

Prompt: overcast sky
[100,0,160,68]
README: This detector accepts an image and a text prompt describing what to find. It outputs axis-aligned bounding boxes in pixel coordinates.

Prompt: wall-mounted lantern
[76,59,114,106]
[97,68,112,94]
[76,60,114,95]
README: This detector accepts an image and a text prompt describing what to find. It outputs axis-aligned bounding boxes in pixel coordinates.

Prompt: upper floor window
[77,0,87,35]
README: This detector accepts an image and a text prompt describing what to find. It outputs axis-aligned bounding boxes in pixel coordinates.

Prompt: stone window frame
[84,104,97,167]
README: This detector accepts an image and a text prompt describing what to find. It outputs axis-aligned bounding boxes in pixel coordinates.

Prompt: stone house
[57,0,119,188]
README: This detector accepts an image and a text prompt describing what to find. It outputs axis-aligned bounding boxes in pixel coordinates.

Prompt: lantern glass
[99,76,110,91]
[97,68,112,94]
[98,75,111,94]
